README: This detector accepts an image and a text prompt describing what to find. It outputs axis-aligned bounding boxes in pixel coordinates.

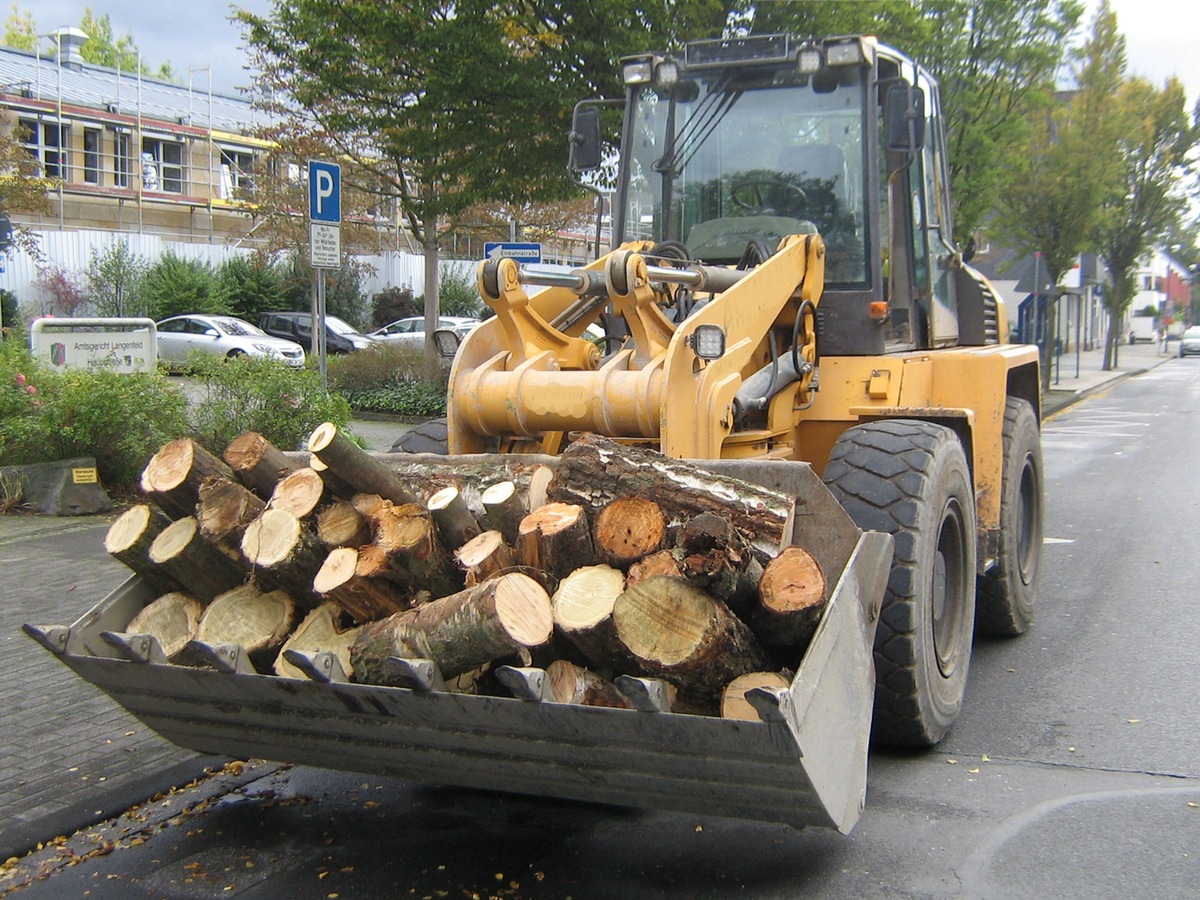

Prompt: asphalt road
[5,362,1198,899]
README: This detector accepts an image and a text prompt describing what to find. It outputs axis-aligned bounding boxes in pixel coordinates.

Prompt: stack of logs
[103,427,830,719]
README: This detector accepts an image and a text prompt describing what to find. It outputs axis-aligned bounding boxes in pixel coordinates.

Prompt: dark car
[257,312,378,354]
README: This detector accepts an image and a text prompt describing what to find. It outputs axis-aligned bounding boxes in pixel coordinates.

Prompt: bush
[86,240,149,318]
[220,254,286,323]
[186,353,353,453]
[1,289,23,342]
[0,342,191,487]
[327,343,449,417]
[141,252,228,320]
[370,285,419,329]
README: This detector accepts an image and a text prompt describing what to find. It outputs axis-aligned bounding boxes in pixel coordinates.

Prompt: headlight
[252,343,274,354]
[622,59,653,86]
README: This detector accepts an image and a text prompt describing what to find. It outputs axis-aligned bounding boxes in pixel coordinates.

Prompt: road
[6,362,1199,899]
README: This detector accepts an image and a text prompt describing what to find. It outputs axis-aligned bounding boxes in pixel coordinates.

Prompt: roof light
[623,59,653,86]
[826,39,868,67]
[655,59,680,89]
[797,47,823,75]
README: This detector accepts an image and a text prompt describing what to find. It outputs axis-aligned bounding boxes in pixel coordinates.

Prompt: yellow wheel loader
[29,35,1042,834]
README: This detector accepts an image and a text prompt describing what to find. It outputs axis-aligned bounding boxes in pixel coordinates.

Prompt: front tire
[976,398,1043,637]
[391,418,449,454]
[823,420,977,747]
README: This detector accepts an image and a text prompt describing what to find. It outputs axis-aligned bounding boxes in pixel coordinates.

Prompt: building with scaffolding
[1,27,273,245]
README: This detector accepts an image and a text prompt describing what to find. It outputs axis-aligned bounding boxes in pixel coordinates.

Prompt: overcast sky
[26,1,1200,103]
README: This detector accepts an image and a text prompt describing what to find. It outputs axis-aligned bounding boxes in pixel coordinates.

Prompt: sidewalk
[0,341,1177,861]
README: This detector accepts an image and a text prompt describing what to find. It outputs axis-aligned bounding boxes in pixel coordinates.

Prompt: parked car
[156,314,305,369]
[369,316,481,345]
[257,312,378,354]
[1179,325,1200,357]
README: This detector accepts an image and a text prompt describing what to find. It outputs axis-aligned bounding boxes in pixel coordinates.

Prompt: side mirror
[569,106,602,172]
[885,84,925,154]
[203,328,220,338]
[432,328,462,360]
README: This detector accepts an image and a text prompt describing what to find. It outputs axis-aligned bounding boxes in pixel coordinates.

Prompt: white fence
[0,229,485,314]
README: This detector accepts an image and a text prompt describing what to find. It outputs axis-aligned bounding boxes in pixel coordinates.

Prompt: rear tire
[390,418,449,454]
[823,420,977,747]
[976,398,1043,637]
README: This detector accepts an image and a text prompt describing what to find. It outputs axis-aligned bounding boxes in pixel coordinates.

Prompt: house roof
[0,45,269,135]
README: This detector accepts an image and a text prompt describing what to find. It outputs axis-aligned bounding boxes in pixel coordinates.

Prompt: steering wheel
[730,178,807,214]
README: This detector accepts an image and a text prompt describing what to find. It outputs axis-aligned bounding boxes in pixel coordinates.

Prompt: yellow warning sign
[72,467,99,484]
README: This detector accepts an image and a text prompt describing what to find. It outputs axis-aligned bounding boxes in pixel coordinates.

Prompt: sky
[24,1,1200,103]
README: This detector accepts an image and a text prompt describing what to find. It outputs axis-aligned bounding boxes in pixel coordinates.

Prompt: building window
[218,147,255,197]
[114,132,133,187]
[83,128,101,184]
[19,117,68,178]
[142,137,184,193]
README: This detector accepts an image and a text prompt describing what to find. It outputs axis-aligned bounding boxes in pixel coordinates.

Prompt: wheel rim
[932,498,970,678]
[1016,453,1041,585]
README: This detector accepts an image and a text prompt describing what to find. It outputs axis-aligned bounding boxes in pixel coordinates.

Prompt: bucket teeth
[745,686,792,724]
[101,631,168,665]
[383,656,445,692]
[496,666,552,702]
[282,649,348,684]
[616,675,673,713]
[185,640,256,675]
[22,623,70,656]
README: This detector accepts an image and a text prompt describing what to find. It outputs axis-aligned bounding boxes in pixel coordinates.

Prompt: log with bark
[480,480,526,545]
[593,497,667,569]
[126,591,204,661]
[550,564,632,670]
[141,437,236,520]
[223,431,299,498]
[351,572,553,683]
[195,584,297,672]
[308,422,418,505]
[354,541,416,593]
[720,670,793,721]
[517,502,595,582]
[674,512,763,611]
[454,530,516,586]
[148,516,249,603]
[547,659,631,709]
[626,549,684,587]
[274,602,363,680]
[372,502,464,599]
[240,508,324,605]
[197,476,266,549]
[309,455,355,498]
[104,503,183,595]
[313,546,411,622]
[612,575,770,705]
[316,498,372,549]
[549,433,795,563]
[751,546,827,650]
[426,485,482,550]
[267,467,329,520]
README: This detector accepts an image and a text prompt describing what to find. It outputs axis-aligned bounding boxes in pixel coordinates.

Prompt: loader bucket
[27,458,891,833]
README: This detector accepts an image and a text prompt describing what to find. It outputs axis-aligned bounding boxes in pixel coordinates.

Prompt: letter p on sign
[308,160,341,224]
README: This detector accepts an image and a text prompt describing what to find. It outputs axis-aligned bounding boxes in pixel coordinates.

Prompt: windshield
[621,64,868,284]
[326,317,358,335]
[214,318,264,337]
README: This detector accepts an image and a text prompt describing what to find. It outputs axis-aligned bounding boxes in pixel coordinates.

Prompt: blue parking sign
[308,161,341,224]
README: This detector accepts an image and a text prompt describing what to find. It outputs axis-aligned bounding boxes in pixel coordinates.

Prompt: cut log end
[242,508,303,568]
[720,671,792,721]
[494,573,554,647]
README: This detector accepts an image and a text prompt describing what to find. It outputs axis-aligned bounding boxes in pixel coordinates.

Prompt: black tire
[823,420,977,747]
[390,418,449,454]
[976,398,1043,637]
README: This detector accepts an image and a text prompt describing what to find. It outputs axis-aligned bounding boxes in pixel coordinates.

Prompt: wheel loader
[28,34,1042,835]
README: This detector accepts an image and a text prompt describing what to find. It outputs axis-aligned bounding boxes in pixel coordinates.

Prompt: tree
[85,240,148,317]
[77,8,174,80]
[1093,77,1199,368]
[140,253,227,320]
[3,3,36,49]
[995,1,1126,392]
[237,1,730,376]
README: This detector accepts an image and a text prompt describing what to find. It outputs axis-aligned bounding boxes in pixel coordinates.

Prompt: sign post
[308,161,342,383]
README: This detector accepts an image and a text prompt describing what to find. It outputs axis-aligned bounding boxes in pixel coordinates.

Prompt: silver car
[369,316,481,345]
[1179,325,1200,358]
[156,314,306,369]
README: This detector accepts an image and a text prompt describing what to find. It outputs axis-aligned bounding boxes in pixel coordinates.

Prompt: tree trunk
[454,530,517,586]
[551,563,632,670]
[196,584,297,673]
[140,437,236,520]
[313,546,411,623]
[550,434,794,563]
[104,503,182,594]
[547,659,631,709]
[752,546,827,650]
[373,502,464,599]
[308,422,418,504]
[223,431,298,498]
[351,572,553,683]
[720,670,792,721]
[126,591,204,661]
[274,603,363,680]
[197,476,266,549]
[593,497,667,569]
[268,467,328,520]
[481,480,526,544]
[148,516,249,603]
[316,498,372,549]
[426,485,483,549]
[613,575,770,704]
[240,508,324,605]
[517,502,595,582]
